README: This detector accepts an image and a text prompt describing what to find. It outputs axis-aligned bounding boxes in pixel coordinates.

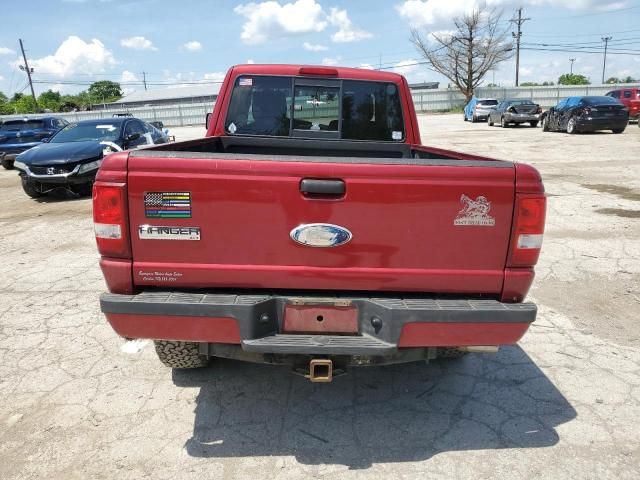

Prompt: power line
[534,5,640,21]
[31,79,225,86]
[520,46,640,56]
[525,28,640,38]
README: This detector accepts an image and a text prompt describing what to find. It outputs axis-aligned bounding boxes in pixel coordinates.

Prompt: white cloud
[397,0,631,26]
[0,75,4,81]
[321,56,342,66]
[234,1,370,45]
[120,70,139,82]
[234,0,327,45]
[183,41,202,52]
[120,36,157,51]
[303,42,328,51]
[359,63,375,70]
[393,59,419,76]
[247,59,255,64]
[203,72,226,82]
[14,36,116,78]
[0,46,16,55]
[327,7,372,43]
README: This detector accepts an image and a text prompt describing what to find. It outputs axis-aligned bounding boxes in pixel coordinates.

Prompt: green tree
[38,89,62,111]
[520,82,540,87]
[558,73,590,85]
[12,95,38,113]
[622,76,637,83]
[88,80,122,103]
[0,91,7,103]
[606,77,620,84]
[542,81,555,86]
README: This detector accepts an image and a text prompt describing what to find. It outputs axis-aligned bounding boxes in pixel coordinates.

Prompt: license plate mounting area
[283,299,358,334]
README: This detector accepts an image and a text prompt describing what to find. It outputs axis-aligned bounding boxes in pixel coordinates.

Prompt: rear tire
[488,117,494,126]
[437,347,468,359]
[500,116,508,128]
[530,121,538,128]
[471,115,477,123]
[566,117,577,134]
[1,158,14,170]
[542,116,549,131]
[154,340,210,369]
[612,128,625,134]
[21,177,44,198]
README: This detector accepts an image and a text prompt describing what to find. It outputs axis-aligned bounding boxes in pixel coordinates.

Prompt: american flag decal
[144,192,192,218]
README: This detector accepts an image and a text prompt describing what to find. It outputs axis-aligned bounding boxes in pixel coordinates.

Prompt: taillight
[508,195,546,267]
[93,182,131,258]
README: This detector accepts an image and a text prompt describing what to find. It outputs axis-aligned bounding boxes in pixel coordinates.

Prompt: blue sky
[1,0,639,98]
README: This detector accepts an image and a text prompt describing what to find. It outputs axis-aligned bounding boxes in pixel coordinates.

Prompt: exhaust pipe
[307,359,333,382]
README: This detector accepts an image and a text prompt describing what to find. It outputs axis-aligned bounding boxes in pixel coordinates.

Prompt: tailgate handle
[300,179,345,197]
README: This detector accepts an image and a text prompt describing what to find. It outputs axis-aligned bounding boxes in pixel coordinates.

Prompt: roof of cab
[229,64,406,83]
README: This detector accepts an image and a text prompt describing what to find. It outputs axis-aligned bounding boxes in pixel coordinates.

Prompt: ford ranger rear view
[94,65,546,382]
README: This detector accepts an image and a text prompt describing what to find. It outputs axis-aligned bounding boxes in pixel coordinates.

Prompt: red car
[606,87,640,120]
[94,65,546,381]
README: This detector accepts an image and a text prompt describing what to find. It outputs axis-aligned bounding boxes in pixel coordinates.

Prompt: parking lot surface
[1,114,639,479]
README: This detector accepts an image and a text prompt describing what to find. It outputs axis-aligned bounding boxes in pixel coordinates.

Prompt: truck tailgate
[127,154,515,294]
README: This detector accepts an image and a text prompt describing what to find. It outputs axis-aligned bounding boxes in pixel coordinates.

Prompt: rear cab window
[224,75,405,142]
[0,120,46,131]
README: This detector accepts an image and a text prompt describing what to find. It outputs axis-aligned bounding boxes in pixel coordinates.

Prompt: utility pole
[569,58,576,75]
[511,8,530,87]
[601,37,612,84]
[18,39,37,107]
[142,71,148,91]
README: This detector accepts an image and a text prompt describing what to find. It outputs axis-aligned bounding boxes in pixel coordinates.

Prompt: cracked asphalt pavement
[1,115,639,479]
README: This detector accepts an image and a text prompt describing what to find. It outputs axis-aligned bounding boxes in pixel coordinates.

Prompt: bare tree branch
[410,6,514,101]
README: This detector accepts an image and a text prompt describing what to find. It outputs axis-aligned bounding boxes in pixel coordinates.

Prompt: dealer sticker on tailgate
[454,194,495,226]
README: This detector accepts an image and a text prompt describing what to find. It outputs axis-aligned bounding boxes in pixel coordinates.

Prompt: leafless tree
[411,7,514,100]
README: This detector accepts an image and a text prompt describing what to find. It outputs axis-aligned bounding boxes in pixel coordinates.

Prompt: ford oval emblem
[290,223,352,248]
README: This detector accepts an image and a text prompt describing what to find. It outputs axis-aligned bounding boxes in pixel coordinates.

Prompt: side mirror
[205,112,212,129]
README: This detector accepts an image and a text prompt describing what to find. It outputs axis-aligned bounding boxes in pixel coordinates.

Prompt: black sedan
[541,96,628,134]
[488,99,542,128]
[0,116,68,169]
[13,117,169,198]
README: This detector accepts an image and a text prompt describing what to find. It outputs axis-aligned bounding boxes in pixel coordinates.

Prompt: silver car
[488,99,542,128]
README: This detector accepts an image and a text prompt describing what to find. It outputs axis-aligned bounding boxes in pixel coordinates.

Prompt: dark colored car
[605,87,640,121]
[541,96,628,134]
[488,99,542,128]
[0,117,68,169]
[14,117,169,198]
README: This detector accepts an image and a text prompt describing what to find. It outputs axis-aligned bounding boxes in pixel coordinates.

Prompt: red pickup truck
[606,87,640,120]
[94,65,546,381]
